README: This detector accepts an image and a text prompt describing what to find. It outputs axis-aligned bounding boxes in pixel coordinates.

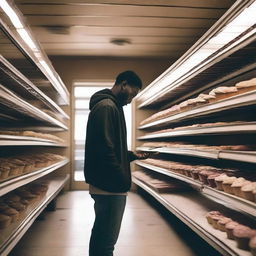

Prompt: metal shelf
[139,91,256,129]
[0,159,69,197]
[135,161,256,219]
[133,177,252,256]
[203,186,256,218]
[0,55,69,120]
[135,161,203,190]
[0,15,69,106]
[0,84,68,130]
[0,135,66,147]
[137,146,219,160]
[136,146,256,164]
[138,122,256,140]
[0,175,69,256]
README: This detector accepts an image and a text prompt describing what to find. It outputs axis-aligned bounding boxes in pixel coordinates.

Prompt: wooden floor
[10,190,220,256]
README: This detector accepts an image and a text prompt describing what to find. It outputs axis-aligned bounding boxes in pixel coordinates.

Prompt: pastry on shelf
[208,86,238,102]
[222,176,237,194]
[225,221,240,240]
[215,174,229,191]
[0,213,11,229]
[1,207,19,223]
[233,225,256,250]
[217,217,232,232]
[231,178,250,197]
[206,211,223,225]
[241,182,256,202]
[235,77,256,94]
[249,235,256,256]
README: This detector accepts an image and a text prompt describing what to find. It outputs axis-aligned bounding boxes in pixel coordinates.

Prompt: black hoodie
[84,89,137,193]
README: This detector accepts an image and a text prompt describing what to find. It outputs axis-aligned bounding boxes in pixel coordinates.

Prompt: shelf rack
[135,161,256,218]
[0,175,69,256]
[0,84,68,130]
[0,56,69,120]
[136,146,256,164]
[133,177,252,256]
[139,91,256,129]
[138,122,256,140]
[0,134,67,147]
[0,159,69,197]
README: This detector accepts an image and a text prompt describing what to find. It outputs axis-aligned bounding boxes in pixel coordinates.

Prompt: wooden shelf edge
[0,159,69,197]
[0,175,69,256]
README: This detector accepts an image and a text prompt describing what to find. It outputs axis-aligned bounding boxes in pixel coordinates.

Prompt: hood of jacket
[89,89,119,110]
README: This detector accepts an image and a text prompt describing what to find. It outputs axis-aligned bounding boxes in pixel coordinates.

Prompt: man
[84,70,148,256]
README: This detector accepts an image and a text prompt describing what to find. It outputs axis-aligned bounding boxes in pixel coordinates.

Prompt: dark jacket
[84,89,137,193]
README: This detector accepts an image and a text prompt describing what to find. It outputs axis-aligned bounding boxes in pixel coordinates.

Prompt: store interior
[0,0,255,255]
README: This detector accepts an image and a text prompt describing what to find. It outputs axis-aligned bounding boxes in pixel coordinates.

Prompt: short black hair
[115,70,142,89]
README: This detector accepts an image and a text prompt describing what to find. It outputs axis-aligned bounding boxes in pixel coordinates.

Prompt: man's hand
[135,151,156,160]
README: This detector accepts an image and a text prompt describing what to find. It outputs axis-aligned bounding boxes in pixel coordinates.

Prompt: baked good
[208,86,239,102]
[0,214,11,229]
[215,174,229,191]
[235,78,256,94]
[225,221,239,239]
[231,178,250,197]
[241,182,256,202]
[222,176,237,194]
[249,235,256,256]
[207,173,221,188]
[1,207,19,222]
[233,225,256,250]
[0,167,10,180]
[253,188,256,203]
[217,217,232,232]
[206,211,223,225]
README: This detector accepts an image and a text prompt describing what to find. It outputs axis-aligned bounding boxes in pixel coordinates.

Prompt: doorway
[72,81,132,190]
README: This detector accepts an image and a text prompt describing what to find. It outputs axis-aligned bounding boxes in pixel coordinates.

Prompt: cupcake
[217,217,232,232]
[231,178,249,197]
[0,214,11,229]
[206,211,222,225]
[225,221,239,239]
[233,225,256,250]
[1,207,19,222]
[241,182,256,202]
[215,174,229,191]
[191,169,200,180]
[249,235,256,256]
[222,176,237,194]
[207,173,221,188]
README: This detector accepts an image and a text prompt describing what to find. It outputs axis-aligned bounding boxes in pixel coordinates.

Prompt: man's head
[112,70,142,106]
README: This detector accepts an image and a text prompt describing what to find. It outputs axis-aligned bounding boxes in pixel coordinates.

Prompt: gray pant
[89,194,127,256]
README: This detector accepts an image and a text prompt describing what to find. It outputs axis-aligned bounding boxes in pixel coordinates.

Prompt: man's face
[119,82,140,106]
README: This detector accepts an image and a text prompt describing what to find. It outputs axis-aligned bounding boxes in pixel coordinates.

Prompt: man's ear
[120,80,127,90]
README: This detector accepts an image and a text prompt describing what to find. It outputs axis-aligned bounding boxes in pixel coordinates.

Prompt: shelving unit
[0,135,67,147]
[133,177,252,256]
[0,175,69,256]
[0,3,70,254]
[139,91,256,129]
[133,2,256,255]
[135,161,256,218]
[0,159,69,197]
[138,122,256,139]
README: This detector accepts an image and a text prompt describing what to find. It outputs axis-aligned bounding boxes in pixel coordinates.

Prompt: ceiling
[15,0,236,59]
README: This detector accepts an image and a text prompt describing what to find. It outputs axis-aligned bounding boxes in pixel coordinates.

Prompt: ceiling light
[0,0,23,29]
[138,0,256,103]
